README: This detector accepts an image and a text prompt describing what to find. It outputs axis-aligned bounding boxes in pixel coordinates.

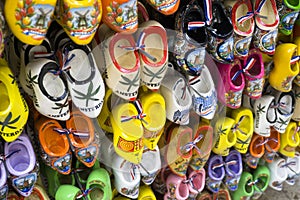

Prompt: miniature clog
[224,150,242,191]
[212,117,236,156]
[231,107,253,154]
[224,0,255,59]
[269,43,299,92]
[145,0,180,15]
[138,185,156,200]
[55,185,81,200]
[252,0,279,55]
[267,157,288,191]
[263,128,281,163]
[253,95,277,137]
[0,59,29,142]
[4,0,56,45]
[102,0,138,33]
[244,133,265,169]
[56,0,102,45]
[217,60,245,109]
[186,168,206,198]
[110,102,144,164]
[205,155,225,193]
[277,0,300,35]
[279,121,300,157]
[231,172,253,200]
[137,20,168,91]
[24,184,50,200]
[164,173,189,200]
[285,152,300,185]
[251,165,270,200]
[292,84,300,121]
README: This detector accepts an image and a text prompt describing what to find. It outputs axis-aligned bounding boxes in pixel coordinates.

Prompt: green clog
[252,166,270,200]
[55,185,81,200]
[232,172,254,200]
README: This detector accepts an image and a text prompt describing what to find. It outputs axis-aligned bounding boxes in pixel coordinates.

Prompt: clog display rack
[1,0,300,199]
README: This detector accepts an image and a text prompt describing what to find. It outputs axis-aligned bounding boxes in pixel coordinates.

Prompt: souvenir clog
[212,186,231,200]
[251,165,270,200]
[186,168,206,198]
[212,117,237,156]
[160,64,192,125]
[231,107,253,154]
[224,150,242,191]
[279,122,300,157]
[293,37,300,86]
[252,0,279,55]
[164,173,189,200]
[86,168,112,200]
[253,95,277,137]
[4,0,56,45]
[138,185,156,200]
[23,184,50,200]
[137,20,168,91]
[277,0,300,35]
[196,190,212,200]
[35,116,72,175]
[231,172,253,200]
[224,0,255,59]
[55,185,82,200]
[285,152,300,185]
[217,60,245,109]
[145,0,181,15]
[205,155,225,193]
[292,84,300,121]
[56,0,102,45]
[0,59,29,142]
[97,88,115,133]
[263,128,280,163]
[102,0,138,33]
[110,102,144,164]
[140,91,166,150]
[269,43,299,92]
[165,125,193,177]
[267,157,288,191]
[244,133,265,169]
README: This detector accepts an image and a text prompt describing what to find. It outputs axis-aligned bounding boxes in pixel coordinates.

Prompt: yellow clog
[279,122,300,157]
[231,107,254,154]
[140,91,166,150]
[212,117,237,156]
[56,0,102,45]
[0,59,28,142]
[5,0,56,45]
[97,88,113,133]
[293,37,300,86]
[269,43,299,92]
[138,185,156,200]
[110,102,144,164]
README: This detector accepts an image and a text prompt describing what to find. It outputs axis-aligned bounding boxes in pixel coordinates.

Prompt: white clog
[267,157,288,191]
[285,153,300,185]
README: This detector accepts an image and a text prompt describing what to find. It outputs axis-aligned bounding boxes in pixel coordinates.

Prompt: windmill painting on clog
[277,0,300,35]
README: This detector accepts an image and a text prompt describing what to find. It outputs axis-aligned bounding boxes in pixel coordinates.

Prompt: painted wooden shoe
[102,0,138,33]
[217,60,245,109]
[285,152,300,185]
[205,154,225,193]
[252,0,279,55]
[186,168,206,198]
[224,150,242,191]
[293,37,300,86]
[231,107,254,154]
[231,172,253,200]
[0,59,29,142]
[164,173,189,200]
[267,157,288,191]
[279,121,300,157]
[110,102,144,164]
[4,0,56,45]
[137,20,168,91]
[244,133,265,169]
[212,185,231,200]
[292,84,300,121]
[138,185,156,200]
[224,0,255,59]
[263,128,280,163]
[212,117,237,156]
[277,0,300,35]
[251,165,270,200]
[196,190,212,200]
[145,0,181,15]
[56,0,102,45]
[269,43,299,92]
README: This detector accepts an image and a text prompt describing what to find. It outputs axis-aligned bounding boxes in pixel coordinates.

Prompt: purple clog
[206,154,225,193]
[224,150,242,191]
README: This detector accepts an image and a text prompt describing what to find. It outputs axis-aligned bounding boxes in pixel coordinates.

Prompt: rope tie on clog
[121,100,147,124]
[231,116,247,135]
[270,102,290,116]
[247,179,259,187]
[237,0,268,24]
[0,149,21,162]
[231,58,256,81]
[53,128,90,138]
[183,174,200,191]
[255,138,278,148]
[49,49,75,75]
[291,56,300,65]
[188,22,206,30]
[212,160,237,171]
[281,161,300,177]
[180,134,204,154]
[118,32,157,62]
[76,187,95,199]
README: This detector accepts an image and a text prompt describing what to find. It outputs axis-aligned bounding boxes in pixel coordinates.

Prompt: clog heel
[269,43,299,92]
[110,102,144,164]
[140,91,166,150]
[212,117,237,156]
[0,59,29,142]
[279,122,300,157]
[4,0,56,45]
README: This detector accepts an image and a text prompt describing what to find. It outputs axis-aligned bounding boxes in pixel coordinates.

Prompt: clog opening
[68,116,92,147]
[230,64,243,87]
[191,172,204,190]
[245,178,254,194]
[227,155,240,174]
[177,128,193,158]
[236,4,252,33]
[251,137,264,156]
[247,54,261,76]
[88,186,104,200]
[41,125,68,156]
[259,0,276,26]
[143,32,164,64]
[0,82,9,113]
[211,3,233,37]
[58,174,74,185]
[178,182,189,199]
[255,176,268,191]
[227,130,235,145]
[287,0,300,7]
[114,39,137,70]
[43,73,66,98]
[69,49,92,81]
[266,101,277,123]
[266,130,279,150]
[184,10,207,44]
[143,103,166,132]
[212,159,224,179]
[8,143,30,172]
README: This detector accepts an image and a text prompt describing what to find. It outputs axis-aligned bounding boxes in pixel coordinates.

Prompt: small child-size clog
[269,43,299,92]
[55,185,81,200]
[244,133,265,169]
[212,117,237,156]
[0,59,29,142]
[110,102,144,164]
[224,150,242,191]
[4,0,56,45]
[102,0,138,33]
[279,121,300,157]
[277,0,300,35]
[251,165,270,200]
[186,168,206,198]
[164,173,189,200]
[217,60,245,109]
[231,107,253,154]
[267,157,288,191]
[205,155,225,193]
[56,0,102,45]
